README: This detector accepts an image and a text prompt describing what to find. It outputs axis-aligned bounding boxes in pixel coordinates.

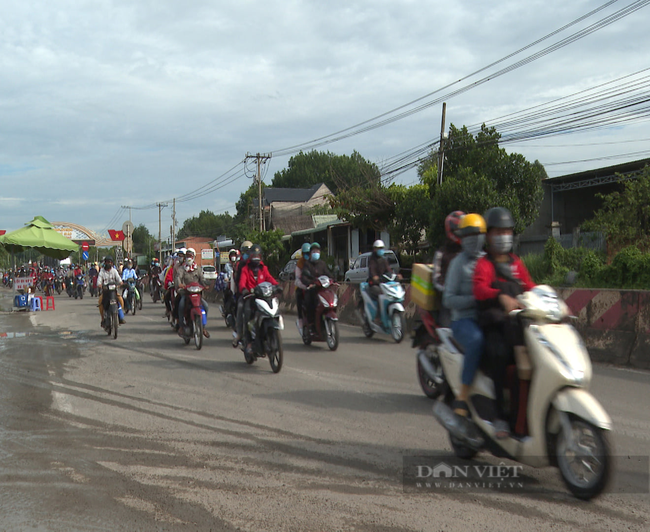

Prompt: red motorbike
[299,276,339,351]
[178,282,207,350]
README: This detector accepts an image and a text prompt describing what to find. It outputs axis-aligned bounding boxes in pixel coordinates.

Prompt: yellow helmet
[458,213,487,237]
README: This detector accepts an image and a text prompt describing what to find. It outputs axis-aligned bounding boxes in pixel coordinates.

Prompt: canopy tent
[0,216,79,260]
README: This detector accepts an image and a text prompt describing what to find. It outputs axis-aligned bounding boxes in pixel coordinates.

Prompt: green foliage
[178,210,235,240]
[583,165,650,253]
[421,124,546,246]
[520,238,650,289]
[132,224,155,255]
[272,150,380,194]
[235,182,265,227]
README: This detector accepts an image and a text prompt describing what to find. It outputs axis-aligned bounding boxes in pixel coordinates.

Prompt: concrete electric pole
[437,102,447,186]
[245,153,271,232]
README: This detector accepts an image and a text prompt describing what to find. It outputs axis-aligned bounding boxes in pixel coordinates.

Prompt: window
[360,257,368,268]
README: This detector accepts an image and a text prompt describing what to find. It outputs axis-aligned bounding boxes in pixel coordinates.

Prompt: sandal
[452,400,469,417]
[203,329,210,338]
[494,419,510,440]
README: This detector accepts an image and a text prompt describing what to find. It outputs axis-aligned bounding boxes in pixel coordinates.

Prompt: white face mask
[185,257,194,267]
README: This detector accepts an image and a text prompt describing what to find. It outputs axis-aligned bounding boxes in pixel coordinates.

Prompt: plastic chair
[45,296,55,311]
[30,296,42,311]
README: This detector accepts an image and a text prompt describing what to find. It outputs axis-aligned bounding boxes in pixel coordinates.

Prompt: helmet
[373,239,385,249]
[103,256,113,264]
[484,207,515,230]
[310,242,321,250]
[179,247,187,255]
[229,249,238,261]
[249,244,262,264]
[445,211,465,244]
[458,213,487,237]
[240,240,253,252]
[186,247,196,257]
[301,243,311,254]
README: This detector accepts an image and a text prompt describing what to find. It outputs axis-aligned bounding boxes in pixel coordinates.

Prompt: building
[519,157,650,254]
[259,183,333,232]
[173,236,215,267]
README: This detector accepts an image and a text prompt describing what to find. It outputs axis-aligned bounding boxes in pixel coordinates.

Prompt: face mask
[185,257,194,266]
[242,253,249,261]
[230,257,237,263]
[303,253,310,261]
[311,252,320,261]
[461,234,486,257]
[490,234,513,254]
[250,260,261,269]
[375,249,385,257]
[104,264,112,270]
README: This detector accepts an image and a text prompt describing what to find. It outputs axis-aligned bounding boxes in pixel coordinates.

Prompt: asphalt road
[0,289,648,531]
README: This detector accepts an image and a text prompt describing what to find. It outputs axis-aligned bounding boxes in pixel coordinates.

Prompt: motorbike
[123,278,138,315]
[240,282,284,373]
[220,286,237,330]
[89,275,98,297]
[166,283,178,329]
[66,277,74,297]
[55,276,63,295]
[357,273,406,343]
[298,276,340,351]
[102,283,120,339]
[150,274,162,303]
[426,285,612,500]
[135,274,145,311]
[177,282,207,350]
[74,274,85,299]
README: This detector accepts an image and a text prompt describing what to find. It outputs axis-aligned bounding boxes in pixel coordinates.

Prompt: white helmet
[373,239,385,249]
[179,247,187,255]
[186,247,196,256]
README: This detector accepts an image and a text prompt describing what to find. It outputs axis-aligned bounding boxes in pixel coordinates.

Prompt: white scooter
[358,273,406,343]
[427,285,612,500]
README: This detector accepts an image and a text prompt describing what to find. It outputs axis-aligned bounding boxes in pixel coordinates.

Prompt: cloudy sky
[1,0,649,238]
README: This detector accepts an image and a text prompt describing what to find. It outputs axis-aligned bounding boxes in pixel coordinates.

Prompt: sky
[1,0,650,238]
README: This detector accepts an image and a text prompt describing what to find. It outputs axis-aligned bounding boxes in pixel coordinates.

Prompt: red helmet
[445,211,465,244]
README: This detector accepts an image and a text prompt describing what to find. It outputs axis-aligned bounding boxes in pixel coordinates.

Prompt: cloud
[0,0,649,234]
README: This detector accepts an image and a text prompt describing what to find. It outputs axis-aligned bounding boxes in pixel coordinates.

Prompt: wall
[274,282,650,370]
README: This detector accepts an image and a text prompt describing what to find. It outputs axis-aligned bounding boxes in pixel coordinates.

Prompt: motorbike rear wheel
[450,433,478,460]
[137,293,143,311]
[556,418,611,500]
[268,329,283,373]
[325,319,339,351]
[194,315,203,350]
[417,352,444,399]
[302,325,312,345]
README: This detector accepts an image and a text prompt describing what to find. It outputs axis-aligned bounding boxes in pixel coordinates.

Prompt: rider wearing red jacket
[473,207,535,439]
[238,244,278,355]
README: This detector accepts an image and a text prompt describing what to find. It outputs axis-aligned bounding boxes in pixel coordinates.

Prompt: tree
[240,229,288,275]
[420,124,546,245]
[271,150,380,193]
[583,165,650,253]
[132,224,155,255]
[178,210,235,240]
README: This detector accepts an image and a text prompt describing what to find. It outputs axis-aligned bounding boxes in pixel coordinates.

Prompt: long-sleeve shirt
[122,268,137,281]
[368,254,390,284]
[301,260,333,287]
[239,262,278,293]
[97,267,123,289]
[473,254,536,304]
[443,251,483,322]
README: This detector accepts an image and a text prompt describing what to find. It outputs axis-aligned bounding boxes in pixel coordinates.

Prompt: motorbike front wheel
[137,293,143,311]
[417,352,444,399]
[391,311,406,343]
[556,418,611,500]
[194,315,203,350]
[267,329,283,373]
[450,433,478,460]
[112,310,118,339]
[325,319,339,351]
[131,295,137,315]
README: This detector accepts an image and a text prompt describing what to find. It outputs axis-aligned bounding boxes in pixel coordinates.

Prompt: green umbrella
[0,216,79,260]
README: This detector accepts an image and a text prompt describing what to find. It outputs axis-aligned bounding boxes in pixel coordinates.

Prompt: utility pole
[171,198,177,251]
[156,202,167,262]
[245,153,272,232]
[437,102,447,186]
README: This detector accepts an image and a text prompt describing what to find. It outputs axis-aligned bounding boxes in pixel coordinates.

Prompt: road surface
[0,289,648,531]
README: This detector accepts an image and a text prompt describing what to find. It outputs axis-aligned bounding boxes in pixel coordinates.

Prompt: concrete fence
[273,281,650,370]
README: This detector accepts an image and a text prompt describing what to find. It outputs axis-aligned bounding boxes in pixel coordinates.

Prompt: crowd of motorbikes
[3,232,612,500]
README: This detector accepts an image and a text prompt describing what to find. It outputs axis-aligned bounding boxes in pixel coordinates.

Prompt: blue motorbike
[74,274,85,300]
[358,273,406,343]
[123,278,139,315]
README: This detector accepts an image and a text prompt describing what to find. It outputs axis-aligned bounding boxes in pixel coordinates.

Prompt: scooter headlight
[318,294,330,308]
[332,294,338,307]
[530,325,585,385]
